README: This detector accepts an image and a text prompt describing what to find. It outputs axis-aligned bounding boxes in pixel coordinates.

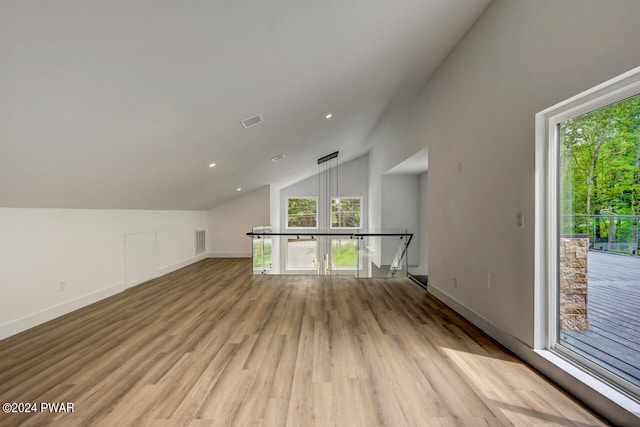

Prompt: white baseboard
[157,253,207,276]
[427,285,529,352]
[427,285,640,426]
[207,252,251,258]
[0,282,124,341]
[0,254,209,341]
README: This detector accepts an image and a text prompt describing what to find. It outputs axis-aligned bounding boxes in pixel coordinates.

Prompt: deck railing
[563,214,640,256]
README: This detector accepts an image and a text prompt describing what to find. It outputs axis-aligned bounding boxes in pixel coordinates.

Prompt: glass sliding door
[552,79,640,397]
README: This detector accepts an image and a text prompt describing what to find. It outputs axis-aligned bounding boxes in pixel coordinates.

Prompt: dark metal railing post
[635,218,639,256]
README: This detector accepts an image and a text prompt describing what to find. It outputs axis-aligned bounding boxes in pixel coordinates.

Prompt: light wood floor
[0,258,607,426]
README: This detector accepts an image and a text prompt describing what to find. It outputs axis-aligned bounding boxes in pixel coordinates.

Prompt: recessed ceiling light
[271,154,286,163]
[236,187,242,192]
[208,163,216,168]
[325,113,333,119]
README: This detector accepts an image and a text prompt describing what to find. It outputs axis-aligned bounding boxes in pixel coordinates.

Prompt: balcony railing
[247,226,413,278]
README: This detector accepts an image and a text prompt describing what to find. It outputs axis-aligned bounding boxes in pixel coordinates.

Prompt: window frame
[536,66,640,399]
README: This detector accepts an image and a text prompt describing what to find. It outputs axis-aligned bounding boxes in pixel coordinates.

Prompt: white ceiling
[0,0,491,210]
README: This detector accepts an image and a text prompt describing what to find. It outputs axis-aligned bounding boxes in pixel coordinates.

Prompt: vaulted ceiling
[0,0,492,210]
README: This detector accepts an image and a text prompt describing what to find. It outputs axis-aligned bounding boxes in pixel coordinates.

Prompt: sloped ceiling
[0,0,492,210]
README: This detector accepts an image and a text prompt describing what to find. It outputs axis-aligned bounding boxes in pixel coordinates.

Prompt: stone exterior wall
[560,235,589,331]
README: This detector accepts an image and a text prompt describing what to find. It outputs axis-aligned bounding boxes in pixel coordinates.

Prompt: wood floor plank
[0,258,609,426]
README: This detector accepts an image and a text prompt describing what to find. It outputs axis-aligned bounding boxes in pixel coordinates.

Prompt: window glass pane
[331,198,361,228]
[287,198,317,228]
[558,93,640,388]
[331,239,358,269]
[287,239,317,269]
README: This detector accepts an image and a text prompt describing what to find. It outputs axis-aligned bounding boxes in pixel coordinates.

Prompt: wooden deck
[562,251,640,387]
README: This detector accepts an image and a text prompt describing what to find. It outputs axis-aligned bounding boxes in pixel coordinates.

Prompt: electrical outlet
[59,281,66,292]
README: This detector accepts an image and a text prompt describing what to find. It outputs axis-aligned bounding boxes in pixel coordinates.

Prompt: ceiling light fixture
[271,154,286,163]
[325,113,333,119]
[208,163,216,168]
[236,187,242,192]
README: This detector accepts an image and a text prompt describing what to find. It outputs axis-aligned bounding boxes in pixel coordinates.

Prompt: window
[538,66,640,400]
[287,197,317,228]
[286,238,317,270]
[331,238,359,269]
[331,197,361,228]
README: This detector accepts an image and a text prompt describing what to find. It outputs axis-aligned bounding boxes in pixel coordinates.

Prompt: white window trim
[535,66,640,404]
[330,196,363,229]
[286,197,318,230]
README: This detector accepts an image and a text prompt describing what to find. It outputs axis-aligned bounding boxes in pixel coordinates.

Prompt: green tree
[332,198,361,228]
[561,94,640,218]
[288,198,317,227]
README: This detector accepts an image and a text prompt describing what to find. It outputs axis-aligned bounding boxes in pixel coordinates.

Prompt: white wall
[365,0,640,422]
[414,0,640,346]
[418,172,428,275]
[269,184,282,273]
[0,208,208,339]
[370,0,640,346]
[381,174,420,266]
[367,105,417,267]
[207,186,270,257]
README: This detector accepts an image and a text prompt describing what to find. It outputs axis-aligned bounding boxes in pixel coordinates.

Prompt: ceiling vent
[241,114,263,129]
